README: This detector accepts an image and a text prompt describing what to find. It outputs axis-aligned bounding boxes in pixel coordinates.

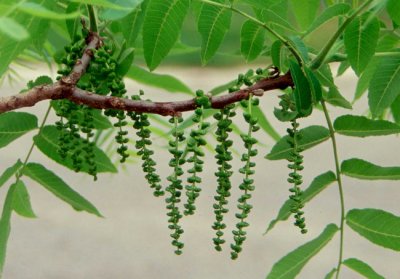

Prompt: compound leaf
[343,258,384,279]
[341,158,400,180]
[334,115,400,137]
[0,112,38,149]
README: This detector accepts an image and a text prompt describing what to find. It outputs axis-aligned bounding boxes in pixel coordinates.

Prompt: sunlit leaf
[265,171,336,233]
[0,17,29,41]
[343,258,384,279]
[18,2,80,19]
[23,163,102,217]
[12,180,36,218]
[142,0,190,70]
[289,0,319,31]
[346,208,400,251]
[368,56,400,117]
[306,3,350,35]
[344,14,379,76]
[266,126,330,160]
[198,0,232,64]
[0,112,38,148]
[266,224,339,279]
[240,20,265,62]
[334,115,400,137]
[341,158,400,180]
[0,160,22,189]
[0,184,16,275]
[126,65,193,94]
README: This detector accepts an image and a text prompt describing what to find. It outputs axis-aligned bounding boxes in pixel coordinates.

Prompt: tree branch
[0,30,293,116]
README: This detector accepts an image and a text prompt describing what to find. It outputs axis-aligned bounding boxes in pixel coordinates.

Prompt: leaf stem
[17,104,52,180]
[198,0,304,65]
[321,100,345,279]
[310,0,374,70]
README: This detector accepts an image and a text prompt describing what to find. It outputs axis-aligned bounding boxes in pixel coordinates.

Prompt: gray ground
[1,65,400,279]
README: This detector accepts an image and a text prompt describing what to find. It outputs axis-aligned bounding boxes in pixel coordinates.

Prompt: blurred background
[1,4,400,278]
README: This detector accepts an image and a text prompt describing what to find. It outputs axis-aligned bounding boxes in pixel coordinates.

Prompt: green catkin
[287,119,307,234]
[212,103,236,251]
[165,116,186,255]
[183,90,211,216]
[231,94,260,260]
[128,93,164,197]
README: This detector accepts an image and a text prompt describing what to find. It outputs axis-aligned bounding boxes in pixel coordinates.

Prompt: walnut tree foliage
[0,0,400,278]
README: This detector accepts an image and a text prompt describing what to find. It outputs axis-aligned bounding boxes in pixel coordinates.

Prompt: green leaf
[344,14,380,76]
[289,60,313,116]
[0,0,52,77]
[100,0,143,20]
[66,2,82,40]
[23,163,102,217]
[346,208,400,251]
[387,0,400,25]
[324,268,337,279]
[306,3,351,35]
[0,184,16,275]
[289,0,319,31]
[391,95,400,125]
[259,5,295,32]
[120,2,146,47]
[334,115,400,137]
[70,0,129,10]
[266,224,339,279]
[0,160,22,189]
[252,106,280,141]
[0,17,29,41]
[198,0,232,64]
[18,2,80,19]
[265,171,336,233]
[126,64,193,94]
[325,86,352,109]
[240,20,265,62]
[142,0,190,70]
[343,258,384,279]
[34,126,117,174]
[341,158,400,180]
[116,47,134,76]
[354,57,380,102]
[368,55,400,117]
[266,126,330,160]
[304,67,322,104]
[12,180,36,218]
[0,112,38,148]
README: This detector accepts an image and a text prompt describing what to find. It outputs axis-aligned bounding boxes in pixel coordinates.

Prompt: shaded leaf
[334,115,400,137]
[387,0,400,25]
[23,163,102,217]
[265,171,336,233]
[12,180,36,218]
[354,57,380,102]
[324,268,337,279]
[120,2,146,47]
[346,208,400,251]
[343,258,384,279]
[289,60,313,116]
[368,55,400,117]
[240,20,265,62]
[266,224,339,279]
[0,17,29,41]
[100,0,143,20]
[142,0,190,70]
[70,0,129,10]
[126,64,193,94]
[0,112,38,148]
[116,47,134,76]
[391,95,400,125]
[266,126,330,160]
[344,14,380,76]
[34,126,117,173]
[341,158,400,180]
[252,106,280,141]
[198,0,232,64]
[0,160,22,189]
[325,86,352,109]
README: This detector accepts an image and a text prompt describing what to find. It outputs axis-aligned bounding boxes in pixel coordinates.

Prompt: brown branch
[0,29,294,116]
[0,72,293,116]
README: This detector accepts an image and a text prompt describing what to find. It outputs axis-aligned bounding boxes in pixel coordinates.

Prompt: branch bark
[0,32,293,116]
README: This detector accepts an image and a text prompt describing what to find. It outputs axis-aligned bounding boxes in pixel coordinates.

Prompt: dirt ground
[1,65,400,279]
